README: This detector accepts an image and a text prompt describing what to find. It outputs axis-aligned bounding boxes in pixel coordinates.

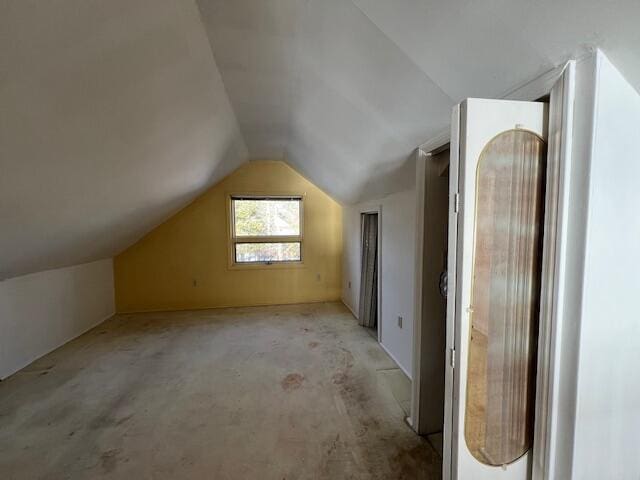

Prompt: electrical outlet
[397,316,403,328]
[348,281,351,289]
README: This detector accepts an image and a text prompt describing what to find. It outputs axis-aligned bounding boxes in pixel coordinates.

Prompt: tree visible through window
[231,196,302,264]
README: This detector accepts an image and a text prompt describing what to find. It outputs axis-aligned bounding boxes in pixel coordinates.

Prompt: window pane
[465,130,546,466]
[233,199,300,237]
[235,242,301,263]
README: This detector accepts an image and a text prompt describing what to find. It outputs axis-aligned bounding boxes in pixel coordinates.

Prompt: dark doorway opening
[359,212,378,339]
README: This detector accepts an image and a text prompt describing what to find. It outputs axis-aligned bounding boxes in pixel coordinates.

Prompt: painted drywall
[0,0,247,279]
[198,0,451,204]
[114,161,342,313]
[352,0,640,101]
[0,259,115,380]
[198,0,640,204]
[568,52,640,480]
[342,189,417,378]
[544,54,597,480]
[6,0,640,280]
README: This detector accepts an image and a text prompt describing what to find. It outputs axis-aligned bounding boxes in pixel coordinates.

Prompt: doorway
[412,146,451,455]
[410,62,575,480]
[359,212,379,339]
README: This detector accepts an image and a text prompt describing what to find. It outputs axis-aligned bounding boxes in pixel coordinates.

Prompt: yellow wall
[114,161,343,313]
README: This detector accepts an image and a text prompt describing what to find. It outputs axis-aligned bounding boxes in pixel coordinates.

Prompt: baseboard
[1,309,115,381]
[116,298,342,315]
[341,298,358,319]
[379,340,412,381]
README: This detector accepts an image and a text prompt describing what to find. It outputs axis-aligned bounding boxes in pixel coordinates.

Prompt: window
[230,196,303,264]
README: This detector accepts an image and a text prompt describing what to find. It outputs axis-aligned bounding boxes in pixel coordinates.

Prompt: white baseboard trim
[379,340,412,381]
[341,298,358,319]
[404,415,414,429]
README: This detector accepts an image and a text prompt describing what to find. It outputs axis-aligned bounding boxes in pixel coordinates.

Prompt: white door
[446,99,548,480]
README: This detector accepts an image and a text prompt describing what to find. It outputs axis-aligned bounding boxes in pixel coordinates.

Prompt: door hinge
[449,347,456,368]
[453,193,460,213]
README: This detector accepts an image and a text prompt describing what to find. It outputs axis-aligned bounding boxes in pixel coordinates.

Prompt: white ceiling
[198,0,640,203]
[0,0,247,279]
[2,0,640,279]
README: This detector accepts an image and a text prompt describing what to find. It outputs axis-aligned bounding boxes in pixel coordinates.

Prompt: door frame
[360,206,382,343]
[410,144,450,434]
[411,61,576,480]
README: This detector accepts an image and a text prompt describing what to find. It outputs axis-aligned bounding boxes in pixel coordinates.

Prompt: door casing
[411,61,576,480]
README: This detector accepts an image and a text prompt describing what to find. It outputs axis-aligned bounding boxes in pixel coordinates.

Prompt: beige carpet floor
[0,302,441,479]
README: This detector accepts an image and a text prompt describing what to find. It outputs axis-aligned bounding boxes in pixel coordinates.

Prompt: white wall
[342,189,416,378]
[568,52,640,480]
[0,259,115,379]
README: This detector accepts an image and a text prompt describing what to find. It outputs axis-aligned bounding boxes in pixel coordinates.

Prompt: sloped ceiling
[198,0,640,203]
[2,0,640,279]
[0,0,247,279]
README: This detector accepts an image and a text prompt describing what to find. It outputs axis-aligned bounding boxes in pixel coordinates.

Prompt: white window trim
[228,194,305,268]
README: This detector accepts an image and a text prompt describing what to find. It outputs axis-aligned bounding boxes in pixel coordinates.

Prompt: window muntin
[465,130,546,466]
[230,196,303,265]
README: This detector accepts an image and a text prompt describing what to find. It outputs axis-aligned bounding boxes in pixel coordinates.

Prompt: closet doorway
[412,145,451,456]
[359,211,380,341]
[410,62,575,480]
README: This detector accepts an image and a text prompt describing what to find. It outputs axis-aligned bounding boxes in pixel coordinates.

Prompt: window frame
[228,194,305,268]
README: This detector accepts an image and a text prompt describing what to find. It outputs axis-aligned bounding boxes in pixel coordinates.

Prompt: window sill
[227,261,306,271]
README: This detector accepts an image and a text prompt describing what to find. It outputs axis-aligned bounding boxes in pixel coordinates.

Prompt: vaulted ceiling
[0,0,246,279]
[2,0,639,279]
[198,0,640,203]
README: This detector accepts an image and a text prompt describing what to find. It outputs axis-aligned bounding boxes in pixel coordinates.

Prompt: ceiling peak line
[194,0,250,160]
[348,0,455,104]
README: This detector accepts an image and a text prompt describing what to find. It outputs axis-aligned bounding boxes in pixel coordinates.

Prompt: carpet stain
[281,373,305,391]
[389,443,436,479]
[100,449,120,473]
[308,341,319,349]
[332,372,348,385]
